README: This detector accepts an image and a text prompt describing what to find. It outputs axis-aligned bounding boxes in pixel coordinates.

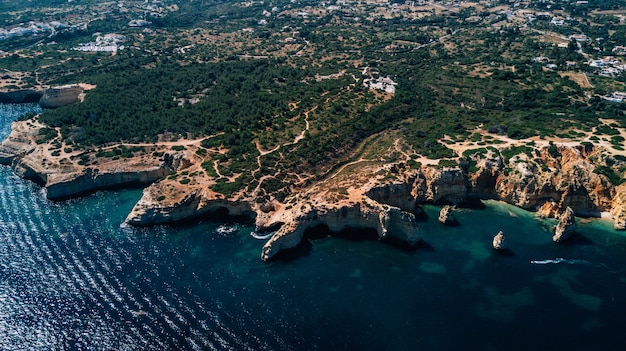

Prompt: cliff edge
[3,117,626,261]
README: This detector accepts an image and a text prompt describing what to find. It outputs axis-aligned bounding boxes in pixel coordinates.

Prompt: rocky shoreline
[0,119,175,200]
[2,118,626,261]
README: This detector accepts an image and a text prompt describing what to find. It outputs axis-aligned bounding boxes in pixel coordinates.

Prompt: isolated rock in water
[553,207,576,242]
[492,231,507,251]
[438,205,457,225]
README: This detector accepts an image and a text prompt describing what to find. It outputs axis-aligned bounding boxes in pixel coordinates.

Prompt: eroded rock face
[495,146,615,213]
[46,167,169,200]
[366,181,417,213]
[536,201,561,219]
[468,157,502,197]
[611,184,626,230]
[0,89,43,104]
[125,189,255,226]
[553,207,576,243]
[0,119,183,200]
[492,231,507,251]
[417,167,468,204]
[39,85,83,108]
[260,202,420,261]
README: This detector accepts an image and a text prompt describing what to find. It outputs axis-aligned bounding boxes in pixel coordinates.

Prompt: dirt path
[251,105,317,191]
[442,122,626,158]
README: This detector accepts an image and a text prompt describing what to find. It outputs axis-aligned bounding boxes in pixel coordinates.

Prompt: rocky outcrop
[438,205,458,225]
[39,85,83,108]
[125,190,255,226]
[492,231,507,251]
[46,168,169,200]
[553,207,576,243]
[4,114,626,261]
[495,146,615,212]
[536,201,561,219]
[365,180,418,213]
[0,89,43,104]
[611,184,626,230]
[0,119,183,200]
[417,167,468,204]
[260,202,420,261]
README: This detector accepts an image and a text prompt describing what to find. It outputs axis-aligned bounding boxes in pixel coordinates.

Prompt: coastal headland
[3,0,626,261]
[2,116,625,261]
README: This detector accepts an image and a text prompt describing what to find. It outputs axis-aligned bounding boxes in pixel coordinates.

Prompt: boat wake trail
[530,258,607,268]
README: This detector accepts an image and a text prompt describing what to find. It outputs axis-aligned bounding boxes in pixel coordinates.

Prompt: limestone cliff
[610,184,626,230]
[0,89,43,104]
[39,85,83,109]
[0,119,182,200]
[3,115,626,262]
[46,167,170,200]
[125,187,254,226]
[259,199,420,261]
[494,146,615,213]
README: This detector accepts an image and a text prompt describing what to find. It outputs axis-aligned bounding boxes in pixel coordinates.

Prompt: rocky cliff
[3,115,626,261]
[39,85,83,108]
[0,89,43,104]
[494,146,615,213]
[259,201,420,261]
[125,188,255,226]
[611,184,626,230]
[45,167,170,200]
[123,142,626,260]
[0,119,181,200]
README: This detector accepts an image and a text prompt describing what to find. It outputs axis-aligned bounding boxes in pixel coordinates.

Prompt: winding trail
[251,106,317,193]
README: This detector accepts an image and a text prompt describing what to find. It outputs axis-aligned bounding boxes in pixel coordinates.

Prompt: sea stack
[553,207,576,243]
[492,231,507,251]
[438,205,458,225]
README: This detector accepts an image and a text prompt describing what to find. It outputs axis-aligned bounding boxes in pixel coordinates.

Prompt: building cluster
[72,33,127,52]
[589,56,626,78]
[601,91,626,103]
[363,76,397,94]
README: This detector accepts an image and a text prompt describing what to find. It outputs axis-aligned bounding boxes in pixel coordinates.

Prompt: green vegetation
[4,0,626,198]
[36,128,58,144]
[594,166,626,186]
[500,146,535,164]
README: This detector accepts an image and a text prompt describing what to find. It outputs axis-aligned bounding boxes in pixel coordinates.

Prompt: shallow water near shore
[2,103,626,350]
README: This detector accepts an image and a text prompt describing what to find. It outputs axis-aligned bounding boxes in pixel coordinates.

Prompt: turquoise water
[1,103,626,350]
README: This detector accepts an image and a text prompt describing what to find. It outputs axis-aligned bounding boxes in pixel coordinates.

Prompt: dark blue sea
[1,103,626,350]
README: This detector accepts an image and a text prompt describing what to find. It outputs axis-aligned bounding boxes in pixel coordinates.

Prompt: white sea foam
[250,231,274,240]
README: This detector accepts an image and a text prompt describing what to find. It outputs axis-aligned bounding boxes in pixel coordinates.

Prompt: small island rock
[438,205,458,225]
[492,231,507,251]
[553,207,576,243]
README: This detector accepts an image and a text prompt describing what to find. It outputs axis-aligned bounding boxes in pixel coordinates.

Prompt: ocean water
[1,103,626,350]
